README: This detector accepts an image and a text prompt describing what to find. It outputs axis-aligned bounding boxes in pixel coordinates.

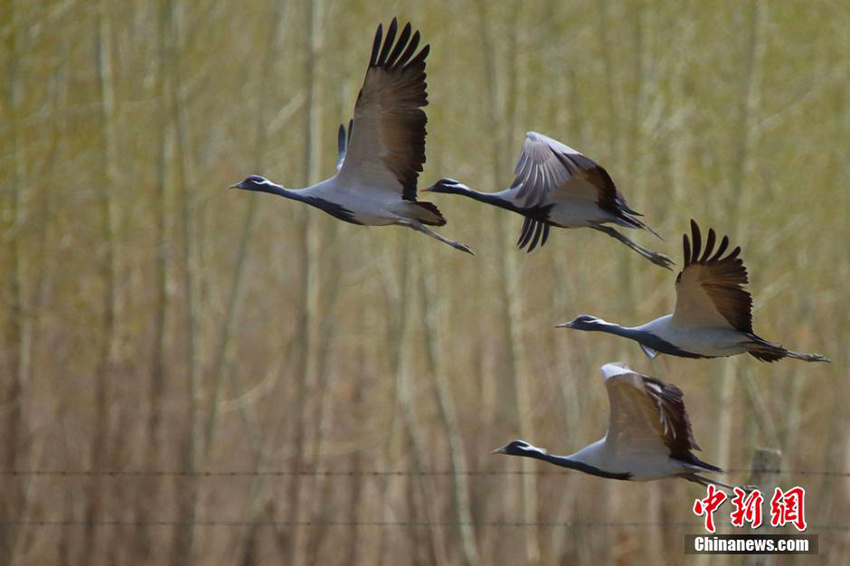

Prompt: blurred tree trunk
[343,369,365,566]
[421,249,478,566]
[305,244,343,566]
[1,1,31,562]
[395,260,449,566]
[815,80,849,539]
[289,0,324,564]
[629,2,666,562]
[548,31,591,564]
[716,0,766,466]
[375,247,411,566]
[39,26,71,566]
[710,4,766,566]
[169,0,202,563]
[85,1,119,563]
[474,3,541,563]
[136,0,173,559]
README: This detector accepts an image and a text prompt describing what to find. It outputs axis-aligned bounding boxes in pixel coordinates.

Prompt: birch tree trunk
[136,0,173,559]
[168,0,204,562]
[1,1,31,561]
[710,4,766,566]
[85,2,119,563]
[421,249,478,566]
[289,1,324,563]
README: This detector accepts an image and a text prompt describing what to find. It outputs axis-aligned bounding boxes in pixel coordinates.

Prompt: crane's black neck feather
[429,180,556,222]
[583,323,707,359]
[250,183,361,225]
[429,180,520,212]
[511,447,632,481]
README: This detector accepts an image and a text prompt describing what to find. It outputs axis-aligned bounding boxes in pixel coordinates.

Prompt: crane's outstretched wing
[510,132,628,212]
[336,19,429,200]
[671,220,753,332]
[602,363,700,464]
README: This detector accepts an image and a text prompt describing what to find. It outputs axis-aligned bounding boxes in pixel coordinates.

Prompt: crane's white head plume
[230,175,280,192]
[556,314,607,330]
[492,439,547,457]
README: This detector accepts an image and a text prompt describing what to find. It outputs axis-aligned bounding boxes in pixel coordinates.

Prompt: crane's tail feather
[591,225,674,270]
[745,335,830,363]
[411,201,446,226]
[618,212,663,240]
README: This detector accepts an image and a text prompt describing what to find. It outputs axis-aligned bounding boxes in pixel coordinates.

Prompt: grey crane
[559,220,830,362]
[424,132,670,266]
[231,19,472,254]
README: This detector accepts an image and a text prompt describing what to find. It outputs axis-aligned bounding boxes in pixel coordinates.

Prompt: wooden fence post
[744,447,782,566]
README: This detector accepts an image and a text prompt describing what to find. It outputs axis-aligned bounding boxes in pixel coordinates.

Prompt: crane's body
[494,363,730,488]
[426,132,672,267]
[560,221,830,363]
[231,19,472,254]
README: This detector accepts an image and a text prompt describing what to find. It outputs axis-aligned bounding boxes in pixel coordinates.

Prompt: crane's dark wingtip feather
[376,19,398,66]
[527,219,544,252]
[711,235,729,262]
[517,217,535,250]
[385,22,411,68]
[690,222,702,263]
[409,43,430,67]
[701,228,716,263]
[394,30,420,69]
[369,24,383,67]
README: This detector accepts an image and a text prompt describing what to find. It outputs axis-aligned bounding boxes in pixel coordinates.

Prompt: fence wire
[1,469,848,477]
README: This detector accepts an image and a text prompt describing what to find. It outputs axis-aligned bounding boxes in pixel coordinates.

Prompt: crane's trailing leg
[399,220,474,255]
[591,225,674,270]
[684,473,755,495]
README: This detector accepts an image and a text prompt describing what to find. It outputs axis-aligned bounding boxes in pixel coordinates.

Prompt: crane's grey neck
[433,182,518,212]
[581,320,705,359]
[516,447,631,481]
[250,181,309,202]
[585,320,646,341]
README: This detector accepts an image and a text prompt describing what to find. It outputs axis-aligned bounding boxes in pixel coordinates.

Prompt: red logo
[693,484,728,533]
[730,487,764,528]
[769,487,807,531]
[693,485,807,533]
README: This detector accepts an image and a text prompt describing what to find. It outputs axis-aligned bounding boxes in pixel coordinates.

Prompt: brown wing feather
[510,134,622,211]
[340,19,429,200]
[365,19,428,200]
[675,220,753,332]
[554,151,620,213]
[641,376,700,457]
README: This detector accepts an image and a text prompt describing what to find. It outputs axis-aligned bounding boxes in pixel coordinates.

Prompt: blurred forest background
[1,0,848,564]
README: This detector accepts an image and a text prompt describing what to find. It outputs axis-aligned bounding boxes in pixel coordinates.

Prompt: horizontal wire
[0,520,847,531]
[0,469,848,477]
